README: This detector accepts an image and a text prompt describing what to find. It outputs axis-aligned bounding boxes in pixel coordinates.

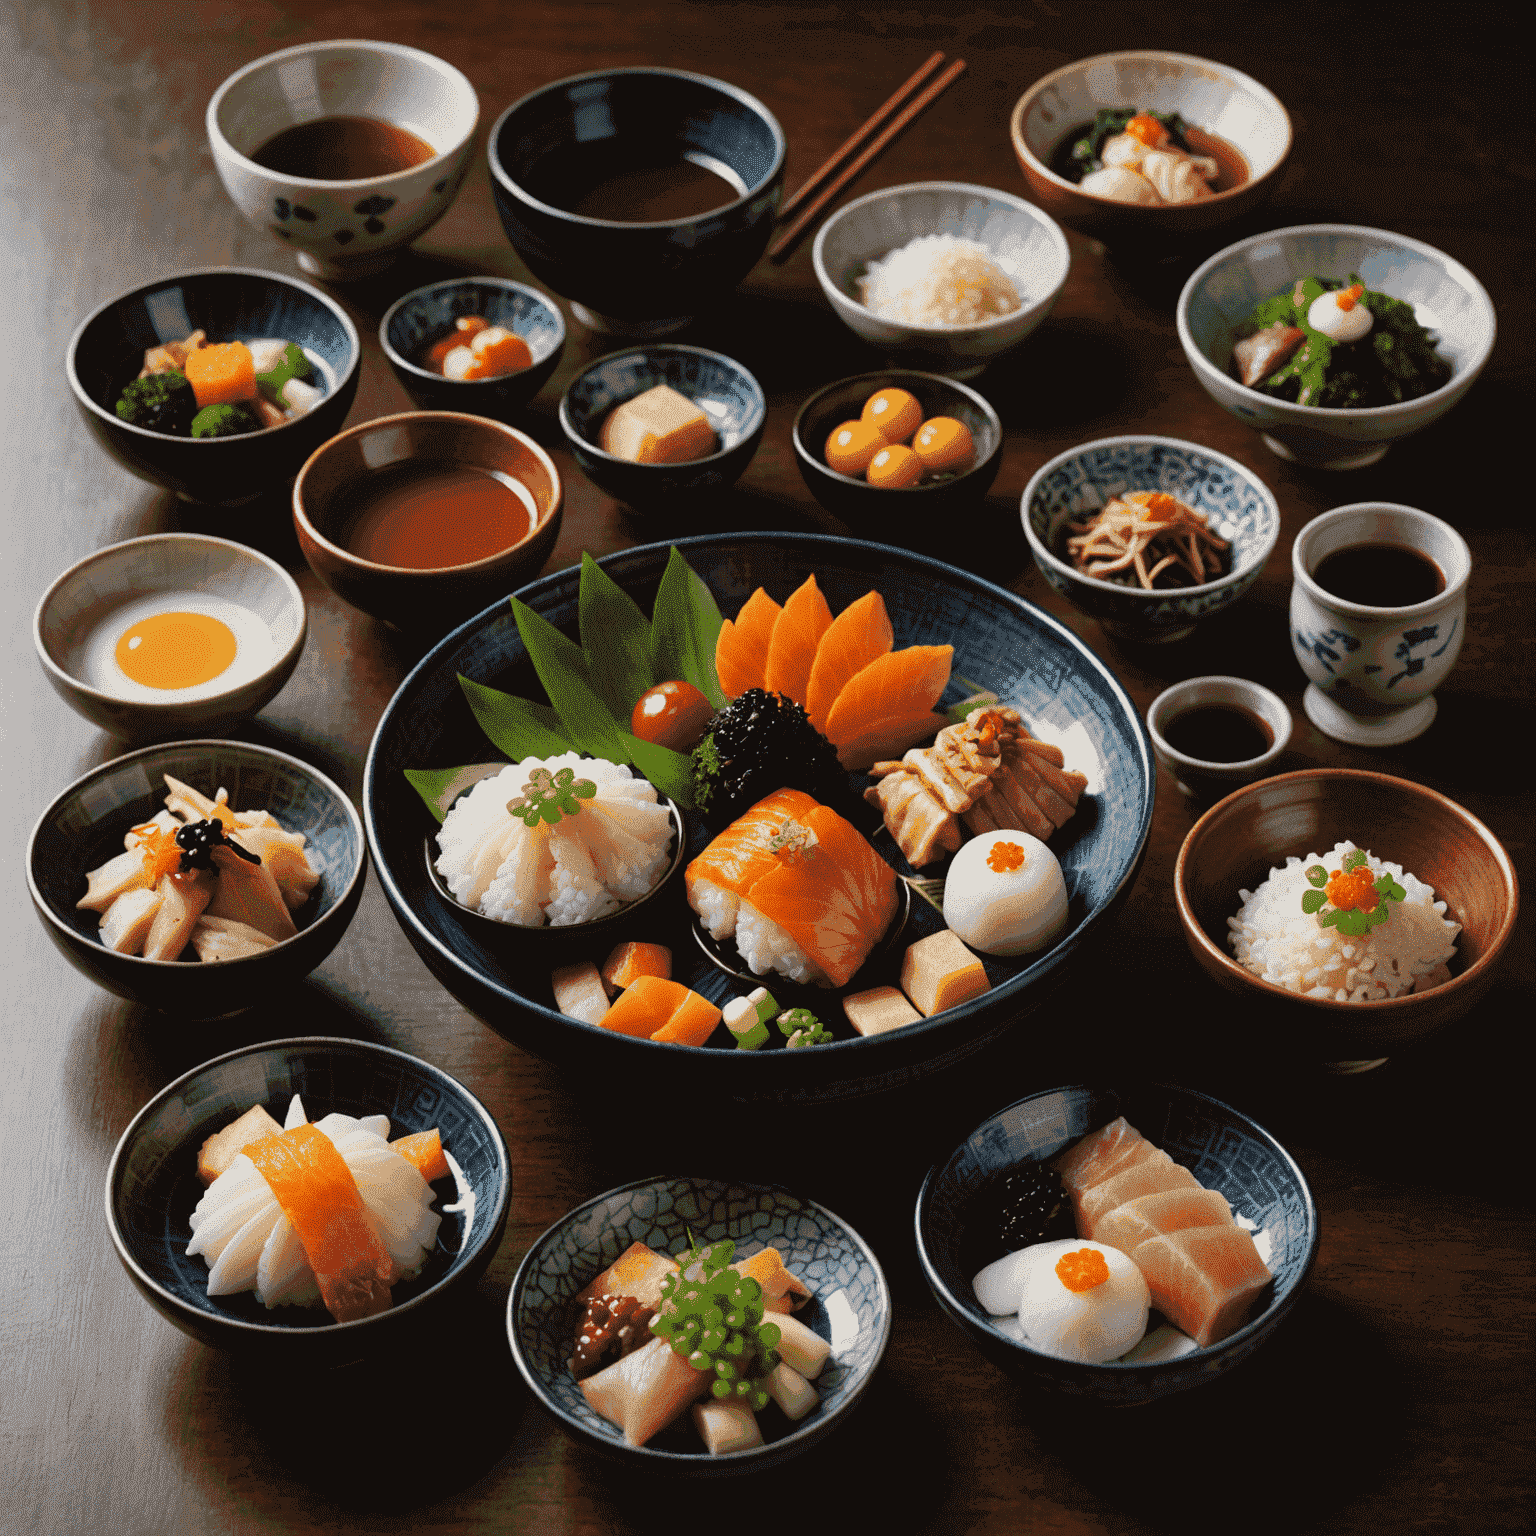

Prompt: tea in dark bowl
[1311,541,1446,608]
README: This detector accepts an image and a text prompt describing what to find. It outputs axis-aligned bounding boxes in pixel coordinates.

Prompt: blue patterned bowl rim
[379,276,566,384]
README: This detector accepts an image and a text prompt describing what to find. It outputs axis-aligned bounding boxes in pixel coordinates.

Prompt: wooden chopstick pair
[768,51,967,265]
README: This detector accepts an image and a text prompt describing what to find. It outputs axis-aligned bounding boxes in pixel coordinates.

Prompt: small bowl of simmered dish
[812,182,1070,378]
[207,39,479,281]
[1010,51,1291,244]
[1177,224,1497,470]
[292,411,563,629]
[558,345,765,514]
[1022,435,1280,645]
[380,277,566,419]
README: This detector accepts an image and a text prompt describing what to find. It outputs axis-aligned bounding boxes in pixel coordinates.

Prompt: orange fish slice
[244,1124,394,1323]
[684,788,820,901]
[823,645,953,749]
[762,575,834,706]
[714,588,783,699]
[805,590,894,732]
[389,1128,450,1184]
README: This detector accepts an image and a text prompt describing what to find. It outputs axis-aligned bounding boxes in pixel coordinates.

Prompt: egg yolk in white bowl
[82,592,277,703]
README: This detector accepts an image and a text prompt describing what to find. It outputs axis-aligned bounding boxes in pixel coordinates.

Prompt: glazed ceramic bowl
[1178,224,1497,469]
[380,277,566,418]
[292,411,562,630]
[558,345,766,513]
[207,39,479,280]
[1146,676,1292,799]
[509,1175,889,1473]
[1174,770,1518,1066]
[812,181,1070,377]
[488,68,785,335]
[107,1037,510,1364]
[916,1083,1319,1404]
[34,534,306,741]
[27,740,366,1019]
[364,533,1155,1104]
[66,267,361,505]
[793,370,1003,534]
[1010,51,1291,243]
[1022,436,1281,644]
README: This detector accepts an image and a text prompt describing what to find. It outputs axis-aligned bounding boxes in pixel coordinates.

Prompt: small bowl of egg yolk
[34,533,307,742]
[793,371,1002,535]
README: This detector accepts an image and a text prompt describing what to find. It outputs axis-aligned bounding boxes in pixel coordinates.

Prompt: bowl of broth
[487,68,785,336]
[207,39,479,280]
[1146,676,1292,799]
[292,412,562,630]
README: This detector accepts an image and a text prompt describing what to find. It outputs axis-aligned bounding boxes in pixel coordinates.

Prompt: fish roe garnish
[987,840,1026,874]
[1055,1248,1111,1293]
[1336,282,1365,311]
[1326,864,1379,913]
[1125,112,1168,148]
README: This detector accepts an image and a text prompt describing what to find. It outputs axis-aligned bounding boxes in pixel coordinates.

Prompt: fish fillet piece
[715,588,783,699]
[580,1335,711,1446]
[1051,1116,1148,1197]
[1075,1148,1201,1234]
[961,708,1088,843]
[1131,1224,1272,1348]
[762,575,833,706]
[805,591,893,733]
[684,788,820,904]
[1091,1186,1235,1253]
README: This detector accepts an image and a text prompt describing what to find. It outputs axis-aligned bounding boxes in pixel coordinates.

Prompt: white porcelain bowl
[207,39,478,280]
[813,181,1070,377]
[1147,676,1292,799]
[1178,224,1497,470]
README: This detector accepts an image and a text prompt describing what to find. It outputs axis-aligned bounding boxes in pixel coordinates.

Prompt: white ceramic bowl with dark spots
[509,1175,890,1474]
[1022,435,1281,644]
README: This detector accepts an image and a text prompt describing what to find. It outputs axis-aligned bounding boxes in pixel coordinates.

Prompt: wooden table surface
[5,3,1531,1532]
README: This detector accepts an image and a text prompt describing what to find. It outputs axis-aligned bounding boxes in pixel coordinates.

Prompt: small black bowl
[792,371,1003,533]
[487,68,785,333]
[66,266,361,505]
[27,739,366,1018]
[380,276,566,418]
[107,1036,511,1365]
[559,344,766,512]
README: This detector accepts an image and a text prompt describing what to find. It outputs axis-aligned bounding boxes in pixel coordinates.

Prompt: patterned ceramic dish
[509,1175,890,1474]
[107,1037,510,1366]
[1022,435,1281,644]
[558,345,766,513]
[380,277,566,418]
[1178,224,1496,470]
[916,1083,1319,1404]
[363,533,1155,1103]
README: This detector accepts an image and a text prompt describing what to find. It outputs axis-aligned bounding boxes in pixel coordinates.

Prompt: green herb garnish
[1301,848,1408,936]
[777,1007,833,1047]
[505,765,596,826]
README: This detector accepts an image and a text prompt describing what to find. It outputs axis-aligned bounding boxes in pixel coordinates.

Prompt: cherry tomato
[630,680,715,752]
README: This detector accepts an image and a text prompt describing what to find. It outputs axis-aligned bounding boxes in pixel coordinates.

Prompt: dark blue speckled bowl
[380,277,566,418]
[363,533,1155,1103]
[559,345,765,512]
[509,1176,889,1474]
[107,1037,510,1365]
[66,267,361,505]
[916,1084,1319,1404]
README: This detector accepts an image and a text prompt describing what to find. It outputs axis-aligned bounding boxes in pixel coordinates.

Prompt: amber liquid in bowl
[252,116,436,179]
[336,463,535,569]
[1162,703,1274,763]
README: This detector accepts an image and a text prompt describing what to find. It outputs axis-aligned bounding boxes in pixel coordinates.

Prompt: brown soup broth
[1163,703,1274,763]
[1312,542,1446,608]
[1050,120,1248,192]
[252,116,435,179]
[337,462,535,570]
[530,141,743,222]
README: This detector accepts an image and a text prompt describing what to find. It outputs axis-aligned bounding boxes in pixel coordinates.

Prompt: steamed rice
[690,876,831,986]
[857,234,1022,327]
[1227,841,1459,1002]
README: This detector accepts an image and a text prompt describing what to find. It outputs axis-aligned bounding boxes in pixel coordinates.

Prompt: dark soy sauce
[1312,541,1446,608]
[1163,703,1274,762]
[252,116,436,179]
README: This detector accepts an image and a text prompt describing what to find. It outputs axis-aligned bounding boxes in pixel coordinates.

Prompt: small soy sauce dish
[1146,676,1291,799]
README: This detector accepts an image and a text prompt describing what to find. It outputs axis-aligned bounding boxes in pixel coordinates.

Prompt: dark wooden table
[6,3,1531,1532]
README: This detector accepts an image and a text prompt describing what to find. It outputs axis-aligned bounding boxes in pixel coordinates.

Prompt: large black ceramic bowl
[559,345,766,513]
[364,534,1154,1103]
[27,740,366,1018]
[487,68,785,334]
[107,1037,510,1365]
[916,1084,1319,1405]
[66,267,361,505]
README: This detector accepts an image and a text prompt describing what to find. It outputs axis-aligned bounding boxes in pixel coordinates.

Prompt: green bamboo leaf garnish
[945,675,1000,724]
[616,730,695,809]
[577,551,656,723]
[650,545,727,708]
[458,676,570,762]
[404,763,509,824]
[511,595,628,760]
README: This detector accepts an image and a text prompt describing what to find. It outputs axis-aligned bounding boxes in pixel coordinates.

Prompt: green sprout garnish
[1300,848,1408,936]
[506,765,596,827]
[777,1007,833,1047]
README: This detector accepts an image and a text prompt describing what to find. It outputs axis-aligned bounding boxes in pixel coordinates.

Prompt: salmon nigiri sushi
[686,788,899,987]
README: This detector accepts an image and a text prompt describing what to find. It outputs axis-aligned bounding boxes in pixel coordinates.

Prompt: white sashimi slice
[255,1213,315,1307]
[284,1094,307,1129]
[187,1160,275,1255]
[359,1113,390,1140]
[206,1204,283,1295]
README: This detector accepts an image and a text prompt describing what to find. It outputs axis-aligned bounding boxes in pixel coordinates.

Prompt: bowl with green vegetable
[66,266,361,504]
[1177,224,1497,470]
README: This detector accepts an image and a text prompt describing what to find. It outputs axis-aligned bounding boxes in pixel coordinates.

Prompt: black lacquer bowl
[106,1038,510,1365]
[365,534,1154,1102]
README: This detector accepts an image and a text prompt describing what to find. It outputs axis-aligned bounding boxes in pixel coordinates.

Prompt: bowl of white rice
[1175,770,1518,1063]
[812,182,1070,377]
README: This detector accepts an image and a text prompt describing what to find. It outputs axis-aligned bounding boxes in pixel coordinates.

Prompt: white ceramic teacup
[207,40,478,280]
[1147,676,1292,798]
[1290,502,1470,745]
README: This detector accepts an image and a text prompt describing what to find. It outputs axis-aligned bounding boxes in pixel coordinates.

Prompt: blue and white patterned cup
[1290,502,1471,745]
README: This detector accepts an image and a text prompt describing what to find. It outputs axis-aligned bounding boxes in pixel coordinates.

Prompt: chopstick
[776,51,949,222]
[768,55,967,265]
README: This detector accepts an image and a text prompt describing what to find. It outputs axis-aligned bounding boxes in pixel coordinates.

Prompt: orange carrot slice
[601,940,672,991]
[390,1128,450,1184]
[824,645,953,748]
[183,342,257,407]
[599,973,693,1037]
[244,1124,393,1323]
[762,575,834,706]
[650,988,722,1046]
[805,591,893,732]
[714,588,783,699]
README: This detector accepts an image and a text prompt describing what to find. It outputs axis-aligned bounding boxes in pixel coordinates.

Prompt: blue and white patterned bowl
[509,1176,890,1474]
[916,1084,1319,1405]
[559,345,766,513]
[1022,436,1281,644]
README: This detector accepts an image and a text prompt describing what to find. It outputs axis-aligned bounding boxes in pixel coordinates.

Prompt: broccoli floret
[190,402,263,439]
[115,370,196,435]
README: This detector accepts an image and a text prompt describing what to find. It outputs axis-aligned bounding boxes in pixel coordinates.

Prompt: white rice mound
[434,753,674,928]
[1227,840,1460,1002]
[858,234,1022,327]
[689,877,831,987]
